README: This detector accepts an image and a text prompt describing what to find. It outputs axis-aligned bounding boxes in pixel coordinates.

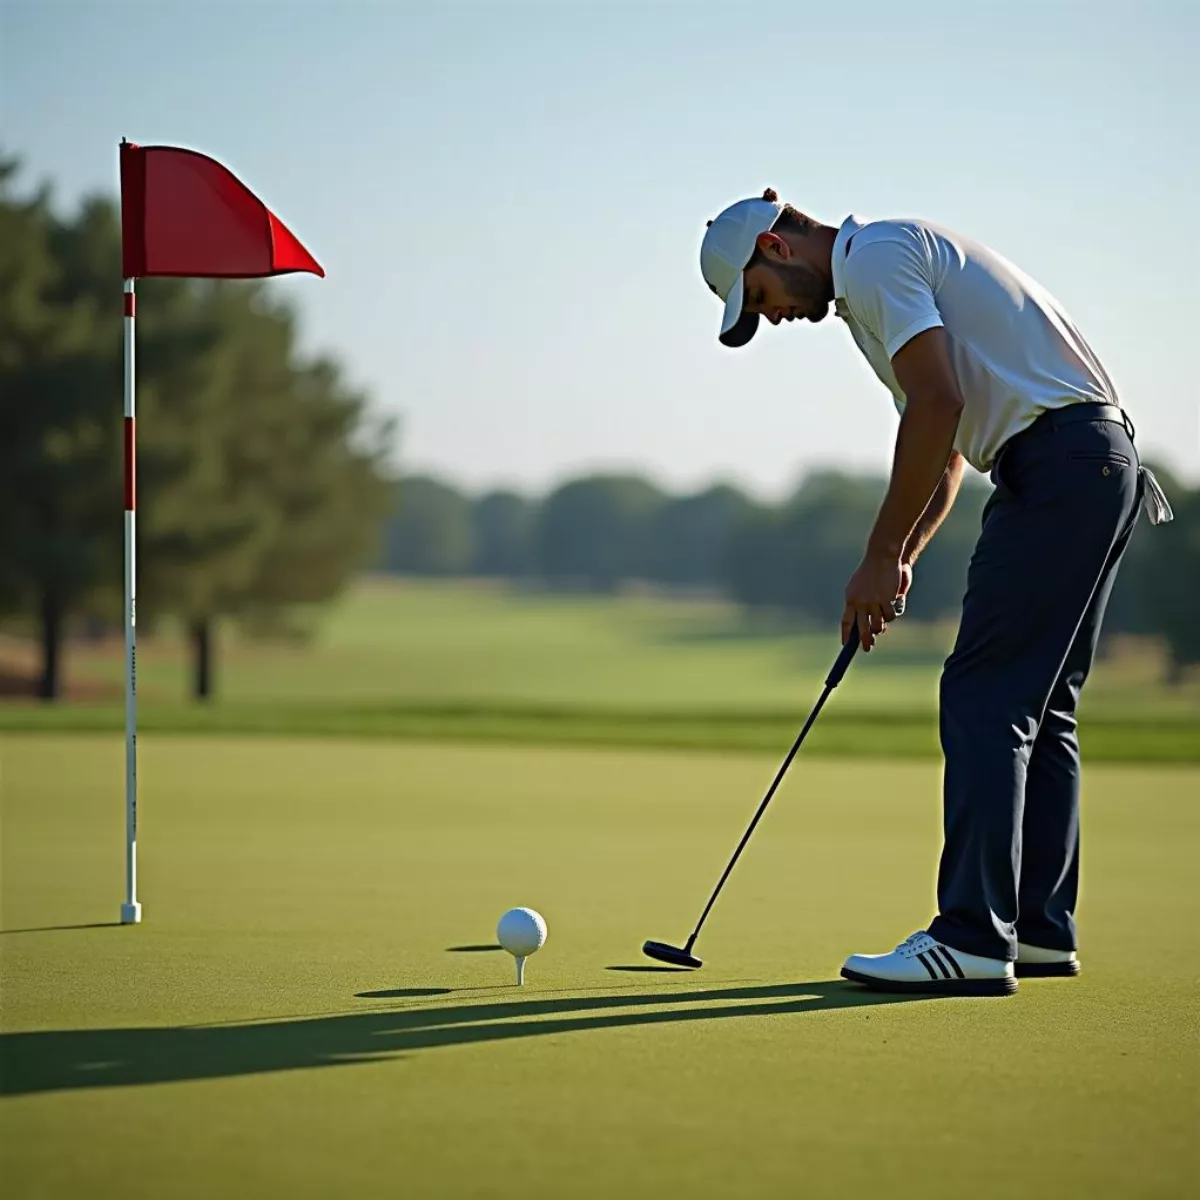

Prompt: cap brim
[719,310,759,348]
[717,275,758,348]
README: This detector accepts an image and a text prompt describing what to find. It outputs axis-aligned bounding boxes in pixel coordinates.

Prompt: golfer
[700,189,1173,995]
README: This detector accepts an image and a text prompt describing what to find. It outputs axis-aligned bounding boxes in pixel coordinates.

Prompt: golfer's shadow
[0,980,921,1097]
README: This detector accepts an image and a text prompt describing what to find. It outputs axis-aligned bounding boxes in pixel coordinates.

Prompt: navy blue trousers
[927,406,1142,961]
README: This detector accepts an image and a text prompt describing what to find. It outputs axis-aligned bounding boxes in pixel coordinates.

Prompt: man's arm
[842,327,965,648]
[903,450,966,566]
[866,328,965,559]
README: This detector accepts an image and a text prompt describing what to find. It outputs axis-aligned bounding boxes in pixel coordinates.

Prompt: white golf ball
[496,907,547,957]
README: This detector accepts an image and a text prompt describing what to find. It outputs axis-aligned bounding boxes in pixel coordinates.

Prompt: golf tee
[515,955,526,985]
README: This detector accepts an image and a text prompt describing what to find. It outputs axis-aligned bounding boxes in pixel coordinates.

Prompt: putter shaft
[653,604,904,964]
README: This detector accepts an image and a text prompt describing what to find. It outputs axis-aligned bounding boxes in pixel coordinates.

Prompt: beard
[774,261,833,322]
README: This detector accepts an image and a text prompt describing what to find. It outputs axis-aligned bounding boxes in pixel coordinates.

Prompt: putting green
[2,736,1197,1198]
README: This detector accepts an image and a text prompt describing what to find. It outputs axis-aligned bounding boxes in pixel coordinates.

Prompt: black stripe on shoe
[916,952,941,981]
[935,945,966,980]
[925,947,951,978]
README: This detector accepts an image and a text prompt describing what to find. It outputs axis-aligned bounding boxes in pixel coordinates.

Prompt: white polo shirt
[830,215,1120,472]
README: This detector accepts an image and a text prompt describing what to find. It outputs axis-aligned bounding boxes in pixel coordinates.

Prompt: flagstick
[120,276,141,925]
[114,135,323,927]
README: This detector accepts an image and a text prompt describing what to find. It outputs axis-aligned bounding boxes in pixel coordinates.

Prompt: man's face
[741,242,833,327]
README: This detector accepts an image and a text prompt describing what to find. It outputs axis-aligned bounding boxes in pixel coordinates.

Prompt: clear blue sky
[4,0,1198,497]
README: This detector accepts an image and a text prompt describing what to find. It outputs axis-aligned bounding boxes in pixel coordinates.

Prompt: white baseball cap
[700,190,784,347]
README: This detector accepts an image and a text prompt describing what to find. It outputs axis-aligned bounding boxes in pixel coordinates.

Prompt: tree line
[380,467,1199,680]
[1,155,394,699]
[3,151,1195,699]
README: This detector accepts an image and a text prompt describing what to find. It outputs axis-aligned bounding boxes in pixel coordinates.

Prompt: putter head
[642,940,703,969]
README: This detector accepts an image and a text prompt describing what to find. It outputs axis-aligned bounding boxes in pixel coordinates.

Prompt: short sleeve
[842,234,943,360]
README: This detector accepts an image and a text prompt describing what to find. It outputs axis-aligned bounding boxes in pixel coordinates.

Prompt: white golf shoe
[842,931,1018,996]
[1015,942,1080,978]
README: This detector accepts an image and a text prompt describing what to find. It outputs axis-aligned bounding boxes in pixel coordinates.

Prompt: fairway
[5,580,1198,761]
[9,578,1199,718]
[2,735,1197,1198]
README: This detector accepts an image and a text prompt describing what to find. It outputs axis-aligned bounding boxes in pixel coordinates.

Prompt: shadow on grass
[606,965,691,974]
[355,988,454,999]
[0,981,924,1097]
[0,923,122,935]
[446,944,503,953]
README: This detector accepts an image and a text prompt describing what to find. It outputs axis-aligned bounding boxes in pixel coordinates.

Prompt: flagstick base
[120,902,142,925]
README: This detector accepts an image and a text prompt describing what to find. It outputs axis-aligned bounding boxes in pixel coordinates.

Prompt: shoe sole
[1015,960,1080,978]
[841,967,1018,996]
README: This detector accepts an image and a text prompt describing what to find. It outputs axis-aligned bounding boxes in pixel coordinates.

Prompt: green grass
[2,735,1197,1198]
[10,577,1200,715]
[3,579,1198,760]
[2,699,1196,762]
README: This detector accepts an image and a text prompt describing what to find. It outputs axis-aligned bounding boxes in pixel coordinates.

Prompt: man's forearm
[903,451,966,564]
[866,395,963,557]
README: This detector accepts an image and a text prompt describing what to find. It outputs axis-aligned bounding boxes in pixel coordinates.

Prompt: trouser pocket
[1067,450,1132,468]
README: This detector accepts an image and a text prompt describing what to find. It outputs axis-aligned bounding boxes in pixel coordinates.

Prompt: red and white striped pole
[121,277,141,924]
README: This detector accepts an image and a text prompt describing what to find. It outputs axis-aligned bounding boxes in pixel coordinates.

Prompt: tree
[0,158,393,701]
[536,474,666,591]
[1101,461,1182,640]
[381,475,474,576]
[219,354,392,670]
[135,282,393,698]
[1136,480,1200,683]
[0,164,122,698]
[648,484,751,589]
[471,491,535,578]
[774,471,883,619]
[717,468,988,623]
[133,275,270,699]
[720,502,788,609]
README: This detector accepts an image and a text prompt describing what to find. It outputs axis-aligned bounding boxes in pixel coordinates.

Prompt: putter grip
[826,594,905,688]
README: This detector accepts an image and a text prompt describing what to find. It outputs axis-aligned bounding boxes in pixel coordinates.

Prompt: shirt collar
[831,213,867,302]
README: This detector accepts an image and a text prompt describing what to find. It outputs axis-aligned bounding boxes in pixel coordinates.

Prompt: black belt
[1009,401,1134,447]
[995,401,1173,525]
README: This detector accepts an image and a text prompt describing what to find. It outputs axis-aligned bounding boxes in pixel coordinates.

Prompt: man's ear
[755,231,790,261]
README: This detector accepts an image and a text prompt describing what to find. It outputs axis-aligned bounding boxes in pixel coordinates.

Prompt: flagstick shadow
[0,981,927,1097]
[0,923,122,935]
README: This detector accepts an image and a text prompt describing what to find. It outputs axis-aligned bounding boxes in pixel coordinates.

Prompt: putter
[643,596,904,969]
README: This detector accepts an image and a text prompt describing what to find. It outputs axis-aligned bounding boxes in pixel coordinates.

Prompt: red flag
[120,141,324,280]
